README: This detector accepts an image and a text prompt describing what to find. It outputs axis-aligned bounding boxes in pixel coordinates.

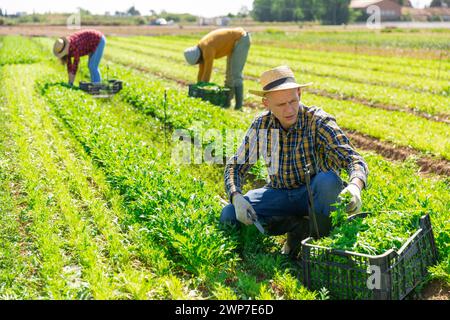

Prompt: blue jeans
[220,171,343,236]
[88,36,106,83]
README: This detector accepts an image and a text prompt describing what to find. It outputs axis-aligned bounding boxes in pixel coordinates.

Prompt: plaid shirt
[225,104,368,200]
[67,30,103,75]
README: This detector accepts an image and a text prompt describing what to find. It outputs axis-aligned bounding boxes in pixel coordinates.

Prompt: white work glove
[339,183,362,215]
[232,193,255,225]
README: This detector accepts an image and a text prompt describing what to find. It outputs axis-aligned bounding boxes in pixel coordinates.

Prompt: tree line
[251,0,446,24]
[252,0,355,24]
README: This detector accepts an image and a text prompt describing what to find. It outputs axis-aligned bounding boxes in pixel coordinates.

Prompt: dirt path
[0,24,306,37]
[346,131,450,176]
[2,24,447,59]
[414,280,450,300]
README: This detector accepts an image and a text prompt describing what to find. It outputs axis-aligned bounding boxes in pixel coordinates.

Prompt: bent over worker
[184,27,251,110]
[53,29,106,85]
[221,66,369,258]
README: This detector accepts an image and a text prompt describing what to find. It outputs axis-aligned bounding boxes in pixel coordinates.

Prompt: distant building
[402,6,450,21]
[149,17,176,26]
[198,16,230,26]
[427,7,450,20]
[216,16,231,26]
[155,18,167,25]
[350,0,402,21]
[16,11,27,17]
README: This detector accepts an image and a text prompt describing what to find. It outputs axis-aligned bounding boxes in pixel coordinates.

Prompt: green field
[0,29,449,300]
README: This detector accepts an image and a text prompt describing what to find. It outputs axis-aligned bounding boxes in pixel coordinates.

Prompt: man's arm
[67,55,79,85]
[224,120,260,202]
[316,114,369,189]
[199,49,214,83]
[349,177,365,191]
[68,72,76,85]
[316,114,368,214]
[197,62,205,83]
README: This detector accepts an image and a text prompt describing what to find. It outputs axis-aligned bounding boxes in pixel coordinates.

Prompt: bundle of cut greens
[314,210,424,256]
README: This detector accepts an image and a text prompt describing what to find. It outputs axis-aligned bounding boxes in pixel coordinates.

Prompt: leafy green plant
[330,192,352,228]
[316,211,423,255]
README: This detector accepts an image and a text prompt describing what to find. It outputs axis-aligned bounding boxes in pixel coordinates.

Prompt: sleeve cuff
[350,171,367,189]
[227,185,242,203]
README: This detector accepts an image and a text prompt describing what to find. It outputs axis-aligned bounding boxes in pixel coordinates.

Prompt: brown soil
[346,131,450,176]
[0,24,315,37]
[306,88,450,124]
[416,280,450,300]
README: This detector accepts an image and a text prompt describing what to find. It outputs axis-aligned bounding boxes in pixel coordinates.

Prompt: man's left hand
[339,183,362,214]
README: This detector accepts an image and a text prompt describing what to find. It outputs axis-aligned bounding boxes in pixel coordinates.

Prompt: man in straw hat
[184,27,251,110]
[53,29,106,85]
[221,66,368,258]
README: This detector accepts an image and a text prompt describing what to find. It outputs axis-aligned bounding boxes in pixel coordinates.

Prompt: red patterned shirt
[67,29,103,75]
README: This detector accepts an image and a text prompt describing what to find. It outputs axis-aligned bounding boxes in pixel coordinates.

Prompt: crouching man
[221,66,369,258]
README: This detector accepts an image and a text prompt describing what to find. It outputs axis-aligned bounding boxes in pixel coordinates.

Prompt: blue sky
[0,0,434,18]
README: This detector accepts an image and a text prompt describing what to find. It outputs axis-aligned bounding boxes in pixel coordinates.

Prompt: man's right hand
[68,73,75,86]
[232,193,255,225]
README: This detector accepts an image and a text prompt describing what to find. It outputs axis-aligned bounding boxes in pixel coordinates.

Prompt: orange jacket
[197,27,246,83]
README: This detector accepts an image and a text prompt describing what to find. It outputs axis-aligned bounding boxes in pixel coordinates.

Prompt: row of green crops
[108,38,450,115]
[112,36,450,96]
[36,35,450,116]
[0,63,194,299]
[97,44,450,160]
[36,35,450,278]
[41,51,450,289]
[116,34,450,81]
[1,34,447,301]
[250,29,450,51]
[35,61,319,300]
[0,36,48,65]
[84,61,450,285]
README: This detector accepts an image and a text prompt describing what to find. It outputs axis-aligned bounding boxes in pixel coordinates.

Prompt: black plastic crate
[301,213,438,300]
[79,80,122,96]
[188,82,231,107]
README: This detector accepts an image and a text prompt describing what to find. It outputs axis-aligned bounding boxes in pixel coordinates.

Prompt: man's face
[263,88,301,130]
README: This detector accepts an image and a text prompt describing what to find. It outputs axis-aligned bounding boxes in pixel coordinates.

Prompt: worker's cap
[53,37,69,58]
[184,46,201,65]
[249,66,312,97]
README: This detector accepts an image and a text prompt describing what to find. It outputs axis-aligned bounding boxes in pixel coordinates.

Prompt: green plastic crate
[79,80,122,97]
[188,82,231,107]
[301,213,438,300]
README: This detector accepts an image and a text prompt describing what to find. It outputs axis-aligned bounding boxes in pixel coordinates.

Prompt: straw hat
[249,66,312,97]
[53,37,69,58]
